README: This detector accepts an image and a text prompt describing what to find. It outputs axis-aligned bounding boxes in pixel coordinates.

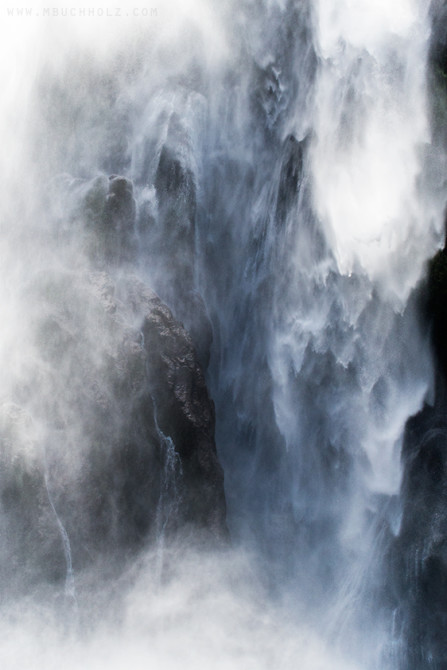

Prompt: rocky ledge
[0,172,227,592]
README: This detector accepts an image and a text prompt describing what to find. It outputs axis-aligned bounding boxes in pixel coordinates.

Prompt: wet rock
[0,269,227,592]
[153,147,195,285]
[430,1,447,78]
[275,135,305,227]
[427,246,447,379]
[101,175,137,263]
[391,233,447,668]
[75,174,137,264]
[394,404,447,668]
[151,124,213,368]
[140,283,226,533]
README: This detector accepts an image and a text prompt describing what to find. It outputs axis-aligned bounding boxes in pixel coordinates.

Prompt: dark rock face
[102,175,137,263]
[391,20,447,653]
[393,243,447,668]
[427,247,447,379]
[73,164,212,368]
[141,286,226,533]
[429,1,447,78]
[142,115,213,370]
[391,408,447,669]
[275,135,305,228]
[80,174,137,264]
[0,173,227,592]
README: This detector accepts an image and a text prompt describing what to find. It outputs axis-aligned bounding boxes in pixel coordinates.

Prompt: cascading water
[0,0,446,668]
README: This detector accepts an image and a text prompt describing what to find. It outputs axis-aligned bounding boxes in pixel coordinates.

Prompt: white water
[271,0,438,500]
[0,1,444,668]
[312,0,436,294]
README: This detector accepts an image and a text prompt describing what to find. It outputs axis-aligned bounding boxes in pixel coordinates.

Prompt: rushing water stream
[0,1,446,668]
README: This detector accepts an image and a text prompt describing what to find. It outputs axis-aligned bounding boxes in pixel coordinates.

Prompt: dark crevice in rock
[275,135,305,228]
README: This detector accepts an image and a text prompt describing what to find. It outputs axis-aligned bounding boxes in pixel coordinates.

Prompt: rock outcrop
[0,172,227,593]
[386,19,447,663]
[391,237,447,668]
[144,114,213,369]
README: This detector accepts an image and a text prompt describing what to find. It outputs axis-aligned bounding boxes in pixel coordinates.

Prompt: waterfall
[0,0,445,668]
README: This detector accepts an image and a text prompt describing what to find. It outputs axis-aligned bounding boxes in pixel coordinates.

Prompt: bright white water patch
[311,0,438,298]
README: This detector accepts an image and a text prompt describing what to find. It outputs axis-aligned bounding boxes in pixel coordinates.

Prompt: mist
[0,1,445,668]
